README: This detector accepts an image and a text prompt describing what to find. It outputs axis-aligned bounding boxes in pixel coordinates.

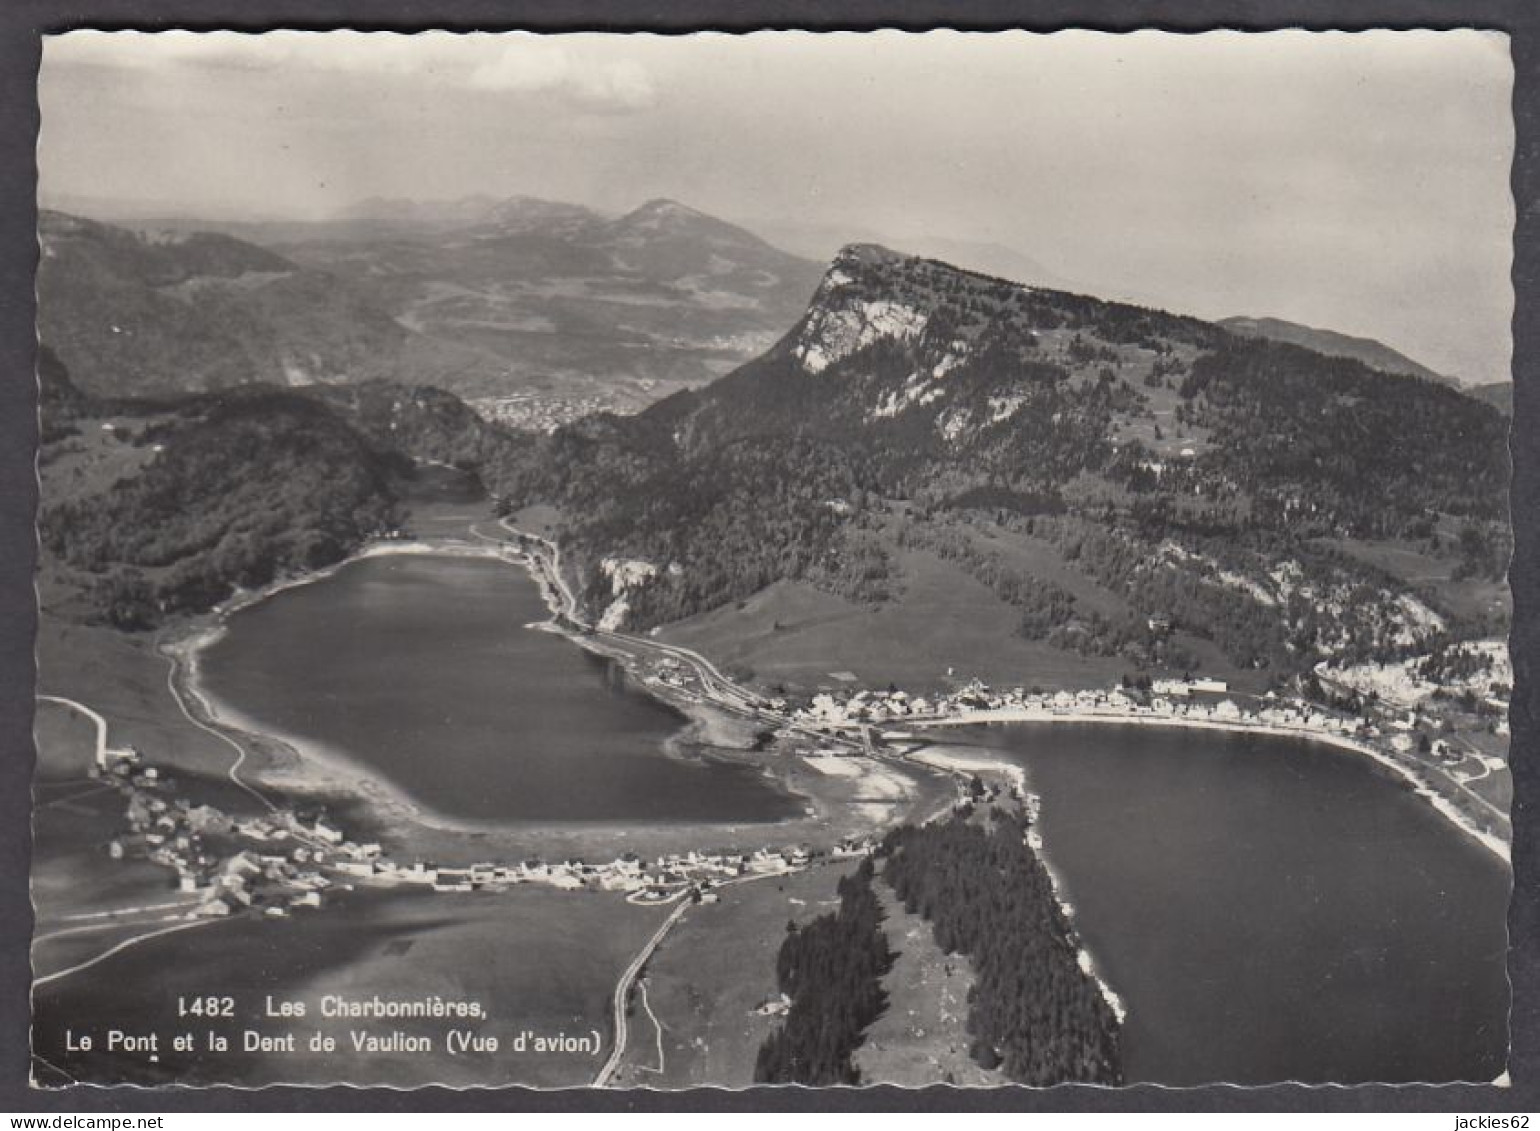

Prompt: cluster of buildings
[195,849,335,919]
[789,680,1241,730]
[102,745,390,919]
[786,672,1506,797]
[787,676,1422,752]
[644,657,709,697]
[338,839,872,901]
[470,392,617,435]
[103,734,874,921]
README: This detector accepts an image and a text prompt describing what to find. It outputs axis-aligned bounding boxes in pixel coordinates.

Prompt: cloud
[45,30,659,113]
[462,38,656,109]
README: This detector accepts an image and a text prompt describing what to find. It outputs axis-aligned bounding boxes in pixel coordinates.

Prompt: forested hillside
[36,211,441,398]
[40,390,402,627]
[754,861,893,1085]
[1217,315,1453,385]
[882,811,1123,1085]
[493,244,1510,676]
[37,371,528,629]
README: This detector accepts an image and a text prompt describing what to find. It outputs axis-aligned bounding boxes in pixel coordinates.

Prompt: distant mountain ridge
[1468,381,1513,415]
[35,209,445,398]
[1218,315,1455,386]
[37,198,826,407]
[267,195,826,404]
[331,194,608,238]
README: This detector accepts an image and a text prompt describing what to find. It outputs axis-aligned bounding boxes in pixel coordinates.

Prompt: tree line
[754,860,894,1085]
[882,811,1123,1085]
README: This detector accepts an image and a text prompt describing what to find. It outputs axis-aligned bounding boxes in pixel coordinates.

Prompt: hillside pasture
[1318,535,1509,626]
[660,547,1133,695]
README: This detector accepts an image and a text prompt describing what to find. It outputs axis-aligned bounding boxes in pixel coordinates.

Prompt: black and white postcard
[27,29,1516,1091]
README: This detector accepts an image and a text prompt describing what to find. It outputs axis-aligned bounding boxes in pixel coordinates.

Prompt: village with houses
[760,666,1511,855]
[492,518,1510,860]
[80,594,1511,943]
[91,730,879,927]
[787,673,1503,760]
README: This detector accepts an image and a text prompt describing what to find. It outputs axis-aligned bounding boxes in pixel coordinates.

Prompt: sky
[38,29,1515,384]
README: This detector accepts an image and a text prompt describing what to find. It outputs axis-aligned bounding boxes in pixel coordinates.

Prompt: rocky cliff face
[723,242,1149,455]
[790,246,936,375]
[499,241,1509,657]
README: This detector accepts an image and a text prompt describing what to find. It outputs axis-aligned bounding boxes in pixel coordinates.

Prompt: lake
[197,551,1510,1084]
[956,722,1511,1085]
[199,552,798,824]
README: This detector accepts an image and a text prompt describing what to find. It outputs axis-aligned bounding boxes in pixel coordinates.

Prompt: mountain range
[272,196,824,408]
[496,244,1509,683]
[35,210,459,399]
[36,229,1512,694]
[39,196,1508,416]
[58,196,824,416]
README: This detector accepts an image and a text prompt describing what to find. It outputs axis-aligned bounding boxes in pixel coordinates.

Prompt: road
[39,688,275,807]
[34,902,202,948]
[636,979,667,1076]
[475,517,864,751]
[158,649,275,812]
[595,864,838,1086]
[593,897,691,1087]
[478,519,752,701]
[36,694,113,764]
[33,918,219,990]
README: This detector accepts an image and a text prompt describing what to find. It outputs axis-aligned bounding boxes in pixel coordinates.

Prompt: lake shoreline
[156,538,836,846]
[915,710,1510,864]
[156,532,1508,868]
[905,746,1128,1029]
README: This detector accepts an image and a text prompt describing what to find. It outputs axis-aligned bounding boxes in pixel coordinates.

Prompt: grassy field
[661,546,1136,696]
[963,521,1132,619]
[36,615,265,815]
[956,518,1260,692]
[853,873,1003,1087]
[31,780,186,965]
[615,857,1008,1090]
[37,413,165,507]
[32,696,197,977]
[33,884,666,1089]
[1317,535,1510,624]
[609,863,859,1089]
[33,698,98,781]
[1455,727,1513,812]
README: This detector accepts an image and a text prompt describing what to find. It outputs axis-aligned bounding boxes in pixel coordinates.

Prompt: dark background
[1,0,1535,1114]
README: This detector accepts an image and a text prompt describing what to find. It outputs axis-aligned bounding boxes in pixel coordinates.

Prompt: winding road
[36,694,113,764]
[474,517,862,749]
[636,979,667,1076]
[39,662,273,814]
[593,897,691,1087]
[158,649,275,812]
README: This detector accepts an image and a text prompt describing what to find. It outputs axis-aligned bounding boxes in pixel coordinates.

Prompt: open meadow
[659,546,1149,695]
[608,863,859,1089]
[34,884,667,1089]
